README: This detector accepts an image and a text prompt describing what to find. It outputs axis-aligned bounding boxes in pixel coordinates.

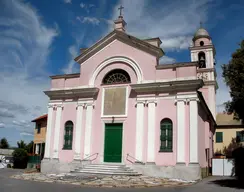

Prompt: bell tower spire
[114,5,127,32]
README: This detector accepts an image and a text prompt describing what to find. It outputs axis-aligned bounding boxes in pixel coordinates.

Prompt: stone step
[74,167,130,171]
[85,164,125,168]
[71,170,140,176]
[71,163,141,176]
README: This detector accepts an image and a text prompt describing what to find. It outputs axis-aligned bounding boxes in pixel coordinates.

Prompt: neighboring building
[31,114,47,157]
[214,113,244,153]
[41,11,217,181]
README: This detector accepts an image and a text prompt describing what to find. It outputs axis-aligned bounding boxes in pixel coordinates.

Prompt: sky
[0,0,244,147]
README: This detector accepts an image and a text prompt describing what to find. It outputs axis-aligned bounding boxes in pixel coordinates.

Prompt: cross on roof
[118,5,124,17]
[200,21,203,28]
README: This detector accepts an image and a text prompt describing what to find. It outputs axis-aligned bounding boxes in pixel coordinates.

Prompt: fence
[212,158,234,176]
[27,155,42,169]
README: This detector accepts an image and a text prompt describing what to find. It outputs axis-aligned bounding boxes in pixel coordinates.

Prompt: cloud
[80,2,95,13]
[111,0,213,50]
[62,45,80,74]
[76,16,100,25]
[0,123,5,128]
[20,132,34,136]
[64,0,72,4]
[159,56,176,64]
[0,0,58,142]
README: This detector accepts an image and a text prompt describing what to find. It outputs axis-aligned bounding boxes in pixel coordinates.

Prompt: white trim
[89,56,143,86]
[74,103,84,160]
[50,85,92,91]
[52,105,63,159]
[142,76,197,84]
[77,36,117,64]
[189,100,198,163]
[147,101,156,162]
[135,101,145,161]
[101,86,129,118]
[176,100,185,163]
[83,104,93,158]
[44,105,54,159]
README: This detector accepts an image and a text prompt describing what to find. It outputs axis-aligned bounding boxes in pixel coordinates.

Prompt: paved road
[0,169,243,192]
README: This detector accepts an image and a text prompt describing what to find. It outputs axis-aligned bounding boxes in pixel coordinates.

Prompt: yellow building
[214,113,244,153]
[31,114,47,157]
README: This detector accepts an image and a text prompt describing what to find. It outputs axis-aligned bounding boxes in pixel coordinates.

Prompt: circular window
[200,41,204,46]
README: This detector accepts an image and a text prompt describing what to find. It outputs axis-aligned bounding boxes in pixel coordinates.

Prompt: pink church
[41,13,217,181]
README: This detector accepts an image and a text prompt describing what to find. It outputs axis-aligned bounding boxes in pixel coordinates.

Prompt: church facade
[41,14,217,181]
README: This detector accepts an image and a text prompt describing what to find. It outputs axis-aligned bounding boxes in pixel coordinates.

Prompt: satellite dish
[0,155,7,169]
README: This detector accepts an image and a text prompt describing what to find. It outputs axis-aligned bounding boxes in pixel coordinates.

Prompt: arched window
[160,118,173,152]
[102,69,131,85]
[63,121,73,150]
[198,51,206,68]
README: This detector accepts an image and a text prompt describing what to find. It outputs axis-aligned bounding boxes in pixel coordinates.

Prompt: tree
[12,148,28,169]
[222,40,244,121]
[0,138,9,149]
[25,141,34,154]
[223,137,242,158]
[17,140,27,149]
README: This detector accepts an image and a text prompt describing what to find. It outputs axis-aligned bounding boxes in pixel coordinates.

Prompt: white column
[83,103,93,158]
[189,99,199,163]
[44,105,54,159]
[53,105,63,159]
[147,101,156,163]
[74,103,84,160]
[135,101,145,161]
[176,100,186,164]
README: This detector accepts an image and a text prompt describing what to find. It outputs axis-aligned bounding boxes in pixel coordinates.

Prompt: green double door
[104,123,123,163]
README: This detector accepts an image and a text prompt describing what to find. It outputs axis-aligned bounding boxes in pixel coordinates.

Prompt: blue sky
[0,0,244,147]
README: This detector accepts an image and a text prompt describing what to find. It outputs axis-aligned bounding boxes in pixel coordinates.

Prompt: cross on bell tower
[114,5,127,32]
[118,5,124,18]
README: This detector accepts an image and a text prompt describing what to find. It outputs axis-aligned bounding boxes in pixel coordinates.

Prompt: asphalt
[0,169,243,192]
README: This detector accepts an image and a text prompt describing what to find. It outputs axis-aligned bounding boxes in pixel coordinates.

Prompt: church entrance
[104,123,123,163]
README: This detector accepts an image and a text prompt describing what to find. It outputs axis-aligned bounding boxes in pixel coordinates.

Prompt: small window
[160,118,173,152]
[236,131,244,142]
[37,123,41,134]
[216,132,223,143]
[63,121,73,150]
[200,41,204,46]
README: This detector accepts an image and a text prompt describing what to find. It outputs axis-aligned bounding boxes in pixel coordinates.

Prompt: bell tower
[190,24,218,119]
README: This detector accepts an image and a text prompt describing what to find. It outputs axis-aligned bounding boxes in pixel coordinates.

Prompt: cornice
[130,79,203,94]
[44,87,99,100]
[156,62,198,70]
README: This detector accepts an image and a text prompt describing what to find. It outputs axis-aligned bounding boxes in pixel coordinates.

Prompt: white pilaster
[83,103,94,158]
[176,100,186,164]
[44,105,54,159]
[135,101,145,161]
[74,103,84,160]
[189,99,199,163]
[53,105,63,159]
[147,100,157,163]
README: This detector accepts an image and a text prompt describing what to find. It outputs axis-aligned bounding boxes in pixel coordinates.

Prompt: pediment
[74,30,164,64]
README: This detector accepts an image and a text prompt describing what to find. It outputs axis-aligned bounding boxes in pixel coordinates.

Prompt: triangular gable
[74,30,164,64]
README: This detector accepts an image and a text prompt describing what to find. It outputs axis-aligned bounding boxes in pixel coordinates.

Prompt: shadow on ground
[210,178,244,189]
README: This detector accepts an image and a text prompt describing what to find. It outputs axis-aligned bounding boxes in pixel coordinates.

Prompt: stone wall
[0,149,14,156]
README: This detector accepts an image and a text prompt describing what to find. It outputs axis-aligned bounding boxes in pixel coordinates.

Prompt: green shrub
[12,148,28,169]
